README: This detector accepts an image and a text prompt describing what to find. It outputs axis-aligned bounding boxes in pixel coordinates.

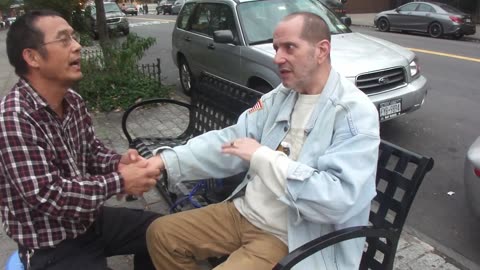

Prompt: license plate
[379,99,402,120]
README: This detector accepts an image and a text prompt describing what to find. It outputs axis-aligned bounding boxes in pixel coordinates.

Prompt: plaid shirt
[0,79,123,249]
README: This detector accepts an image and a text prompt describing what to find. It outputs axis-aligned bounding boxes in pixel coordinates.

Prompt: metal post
[157,58,162,86]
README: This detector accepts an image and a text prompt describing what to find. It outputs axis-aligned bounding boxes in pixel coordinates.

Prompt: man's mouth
[69,59,81,69]
[279,67,291,75]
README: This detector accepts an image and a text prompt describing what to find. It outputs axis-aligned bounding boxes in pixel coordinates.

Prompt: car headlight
[409,58,420,79]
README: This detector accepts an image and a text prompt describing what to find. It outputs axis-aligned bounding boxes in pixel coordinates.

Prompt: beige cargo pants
[146,201,288,270]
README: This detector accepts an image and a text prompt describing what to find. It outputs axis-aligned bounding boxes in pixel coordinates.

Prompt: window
[177,2,195,30]
[398,3,418,12]
[416,4,435,13]
[190,4,211,35]
[190,3,236,37]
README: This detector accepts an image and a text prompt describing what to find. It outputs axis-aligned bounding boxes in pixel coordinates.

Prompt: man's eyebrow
[55,29,72,38]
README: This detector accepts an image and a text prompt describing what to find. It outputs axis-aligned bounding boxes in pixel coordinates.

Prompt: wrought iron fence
[81,49,162,86]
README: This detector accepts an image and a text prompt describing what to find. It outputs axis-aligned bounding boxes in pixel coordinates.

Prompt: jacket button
[284,126,288,132]
[247,174,251,179]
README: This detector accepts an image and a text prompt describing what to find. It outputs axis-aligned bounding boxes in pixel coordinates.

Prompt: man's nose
[274,52,285,64]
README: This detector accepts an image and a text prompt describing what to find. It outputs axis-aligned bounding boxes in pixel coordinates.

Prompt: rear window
[439,4,462,14]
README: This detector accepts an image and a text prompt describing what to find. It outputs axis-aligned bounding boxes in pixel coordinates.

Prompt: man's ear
[22,48,41,69]
[315,39,330,64]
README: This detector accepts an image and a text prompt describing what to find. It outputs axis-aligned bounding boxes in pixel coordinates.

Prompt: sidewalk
[348,13,480,41]
[0,21,478,270]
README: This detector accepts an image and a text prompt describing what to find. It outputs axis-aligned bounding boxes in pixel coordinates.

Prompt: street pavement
[1,16,479,270]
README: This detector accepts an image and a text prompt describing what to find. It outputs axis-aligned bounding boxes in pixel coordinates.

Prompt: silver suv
[172,0,429,121]
[85,2,130,39]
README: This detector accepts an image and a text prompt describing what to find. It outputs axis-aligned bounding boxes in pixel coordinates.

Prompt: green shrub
[78,34,172,112]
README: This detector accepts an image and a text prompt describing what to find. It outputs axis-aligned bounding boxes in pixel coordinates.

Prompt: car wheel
[123,27,130,36]
[179,58,194,96]
[377,18,390,32]
[428,22,443,38]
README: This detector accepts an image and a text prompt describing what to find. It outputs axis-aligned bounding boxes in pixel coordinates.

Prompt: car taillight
[475,168,480,177]
[449,16,463,23]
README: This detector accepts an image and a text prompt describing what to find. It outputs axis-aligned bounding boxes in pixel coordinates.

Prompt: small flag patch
[248,99,263,113]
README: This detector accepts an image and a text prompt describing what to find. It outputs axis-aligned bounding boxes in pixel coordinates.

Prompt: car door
[187,3,241,82]
[413,3,436,32]
[172,2,197,71]
[389,3,418,31]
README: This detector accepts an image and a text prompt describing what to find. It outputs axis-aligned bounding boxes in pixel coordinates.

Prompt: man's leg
[213,216,288,270]
[20,227,107,270]
[98,207,162,270]
[146,202,246,270]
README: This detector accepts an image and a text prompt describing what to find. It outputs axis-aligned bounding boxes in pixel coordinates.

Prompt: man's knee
[147,217,167,246]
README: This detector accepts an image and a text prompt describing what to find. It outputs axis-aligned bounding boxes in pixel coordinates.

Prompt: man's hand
[119,163,161,196]
[146,155,166,171]
[221,137,262,161]
[118,149,146,171]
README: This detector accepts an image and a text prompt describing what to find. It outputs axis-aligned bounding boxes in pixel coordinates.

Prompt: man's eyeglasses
[41,32,81,47]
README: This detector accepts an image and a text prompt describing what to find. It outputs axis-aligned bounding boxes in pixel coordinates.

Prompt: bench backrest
[190,72,262,136]
[361,140,434,269]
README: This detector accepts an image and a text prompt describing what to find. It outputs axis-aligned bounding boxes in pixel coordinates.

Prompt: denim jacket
[160,69,380,269]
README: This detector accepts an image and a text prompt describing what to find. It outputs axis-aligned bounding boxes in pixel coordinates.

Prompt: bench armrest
[121,98,192,144]
[273,226,397,270]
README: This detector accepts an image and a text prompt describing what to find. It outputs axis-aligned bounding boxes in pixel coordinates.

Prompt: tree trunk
[94,0,109,44]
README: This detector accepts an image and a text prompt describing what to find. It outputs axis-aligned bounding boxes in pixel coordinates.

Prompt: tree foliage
[0,0,14,12]
[23,0,77,22]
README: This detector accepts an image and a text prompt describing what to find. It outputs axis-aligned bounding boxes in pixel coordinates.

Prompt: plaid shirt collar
[16,77,77,117]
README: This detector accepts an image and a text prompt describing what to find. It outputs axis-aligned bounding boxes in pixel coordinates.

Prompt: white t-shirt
[234,93,321,243]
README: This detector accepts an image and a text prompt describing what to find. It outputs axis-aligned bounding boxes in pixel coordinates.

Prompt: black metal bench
[273,140,434,270]
[121,72,262,209]
[122,72,434,269]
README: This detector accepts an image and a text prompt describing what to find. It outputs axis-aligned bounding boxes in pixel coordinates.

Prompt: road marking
[408,48,480,63]
[129,21,174,27]
[128,17,176,22]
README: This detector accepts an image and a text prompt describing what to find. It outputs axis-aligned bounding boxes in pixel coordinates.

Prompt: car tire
[377,18,390,32]
[428,22,443,38]
[123,27,130,36]
[179,58,194,96]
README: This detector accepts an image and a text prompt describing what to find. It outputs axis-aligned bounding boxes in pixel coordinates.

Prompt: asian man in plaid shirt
[0,10,162,270]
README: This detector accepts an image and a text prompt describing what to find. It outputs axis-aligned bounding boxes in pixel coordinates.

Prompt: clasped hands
[118,138,262,196]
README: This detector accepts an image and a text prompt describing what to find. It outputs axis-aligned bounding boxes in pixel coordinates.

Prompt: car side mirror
[341,16,352,27]
[213,30,235,44]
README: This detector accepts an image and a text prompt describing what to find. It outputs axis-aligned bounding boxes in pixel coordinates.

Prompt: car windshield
[237,0,351,45]
[91,3,122,15]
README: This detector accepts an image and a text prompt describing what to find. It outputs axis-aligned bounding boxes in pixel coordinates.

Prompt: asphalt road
[127,14,480,267]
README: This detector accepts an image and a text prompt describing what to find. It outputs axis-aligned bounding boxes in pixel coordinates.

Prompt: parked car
[172,0,429,122]
[85,2,129,39]
[171,0,185,15]
[374,1,476,39]
[122,4,138,16]
[464,136,480,218]
[157,0,176,15]
[319,0,347,18]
